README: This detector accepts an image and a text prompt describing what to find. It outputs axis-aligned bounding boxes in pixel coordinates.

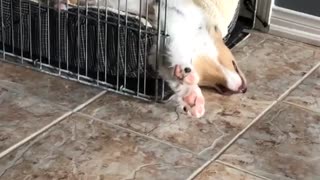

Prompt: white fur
[150,0,243,92]
[148,0,217,82]
[223,68,242,91]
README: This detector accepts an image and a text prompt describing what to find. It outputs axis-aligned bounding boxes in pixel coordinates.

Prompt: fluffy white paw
[174,84,205,118]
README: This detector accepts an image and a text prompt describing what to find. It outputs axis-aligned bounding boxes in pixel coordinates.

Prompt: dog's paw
[173,64,199,85]
[177,84,205,118]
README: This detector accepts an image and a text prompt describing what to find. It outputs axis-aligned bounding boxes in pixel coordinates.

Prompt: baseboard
[269,6,320,46]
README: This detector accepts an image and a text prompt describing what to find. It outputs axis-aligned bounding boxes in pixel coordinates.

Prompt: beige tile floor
[0,31,319,180]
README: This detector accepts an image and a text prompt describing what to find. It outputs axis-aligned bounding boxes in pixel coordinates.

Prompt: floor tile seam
[75,111,200,157]
[0,72,101,112]
[216,160,273,180]
[1,59,318,174]
[185,61,320,180]
[0,63,270,163]
[282,101,320,116]
[0,90,107,160]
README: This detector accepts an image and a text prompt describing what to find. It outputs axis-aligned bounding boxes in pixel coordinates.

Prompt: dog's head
[193,26,247,95]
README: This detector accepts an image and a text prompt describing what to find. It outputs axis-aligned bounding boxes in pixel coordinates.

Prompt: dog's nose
[215,82,247,95]
[238,82,247,93]
[239,87,247,93]
[184,67,191,73]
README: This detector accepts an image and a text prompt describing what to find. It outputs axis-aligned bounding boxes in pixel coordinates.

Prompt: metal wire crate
[0,0,173,101]
[0,0,253,102]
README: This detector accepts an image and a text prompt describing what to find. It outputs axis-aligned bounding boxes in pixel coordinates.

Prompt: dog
[192,0,247,94]
[52,0,247,118]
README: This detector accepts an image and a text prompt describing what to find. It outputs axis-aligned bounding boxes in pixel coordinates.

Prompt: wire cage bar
[0,0,255,102]
[0,0,173,102]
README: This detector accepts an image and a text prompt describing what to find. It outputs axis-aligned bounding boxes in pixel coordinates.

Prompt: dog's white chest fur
[162,1,218,66]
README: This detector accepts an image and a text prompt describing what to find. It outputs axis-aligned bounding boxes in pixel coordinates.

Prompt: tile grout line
[186,62,320,180]
[0,90,107,159]
[76,112,198,156]
[4,89,198,156]
[1,61,318,175]
[216,160,272,180]
[0,82,99,113]
[283,101,320,116]
[1,80,201,158]
[186,100,276,179]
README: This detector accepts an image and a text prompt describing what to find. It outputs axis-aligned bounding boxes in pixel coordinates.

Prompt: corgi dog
[52,0,247,118]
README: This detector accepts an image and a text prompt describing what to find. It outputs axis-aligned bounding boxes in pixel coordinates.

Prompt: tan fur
[193,27,246,89]
[192,0,247,92]
[68,0,77,5]
[193,29,231,87]
[194,55,226,87]
[193,0,239,37]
